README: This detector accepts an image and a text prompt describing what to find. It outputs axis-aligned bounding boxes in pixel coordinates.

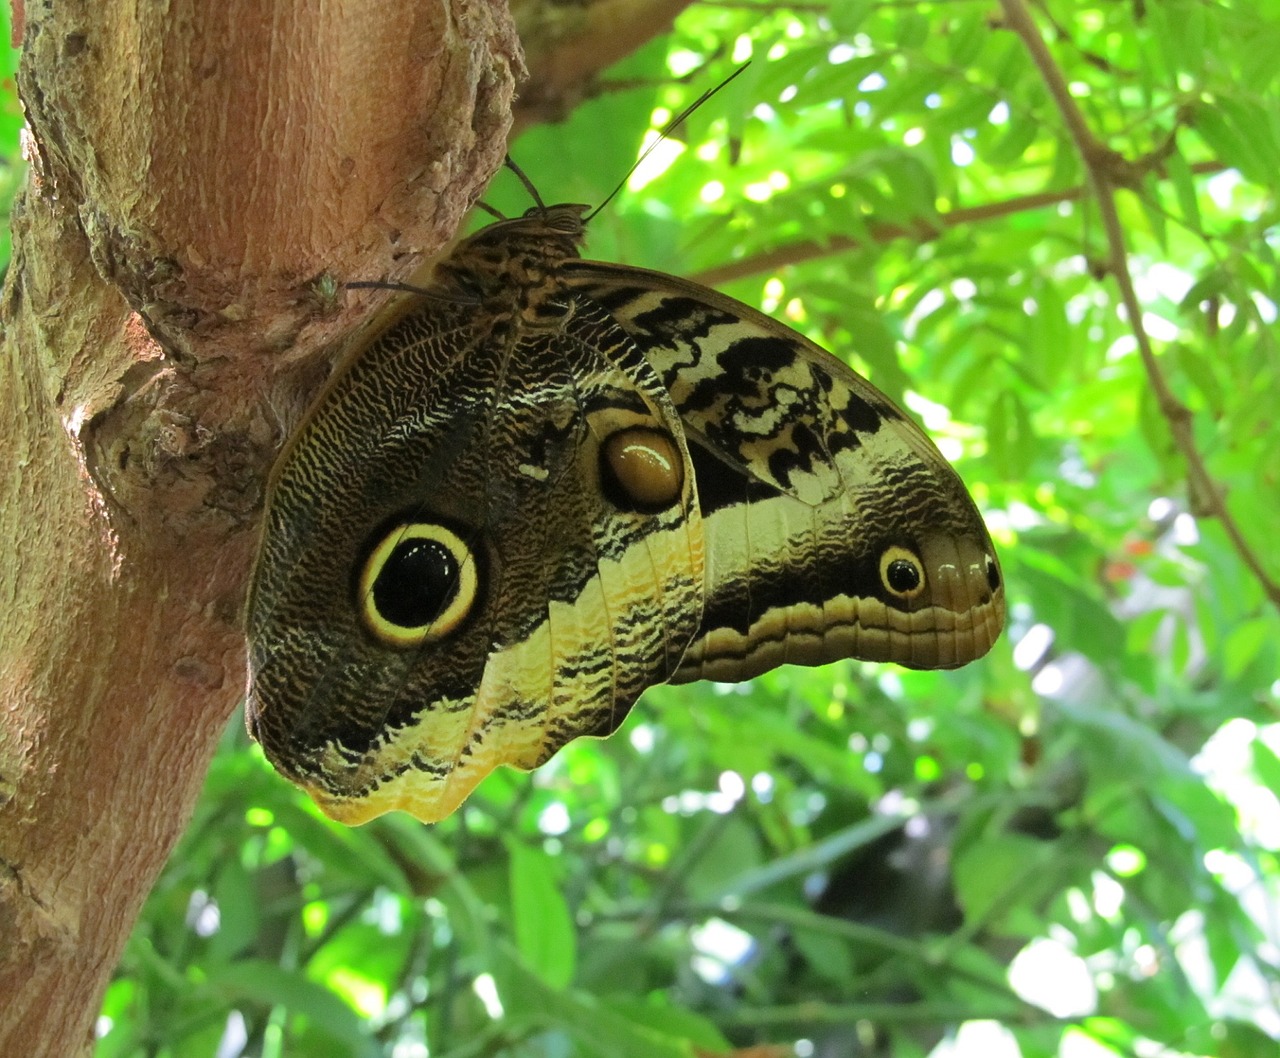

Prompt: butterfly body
[247,204,1003,824]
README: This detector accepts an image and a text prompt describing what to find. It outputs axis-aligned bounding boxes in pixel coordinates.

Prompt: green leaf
[207,857,259,963]
[497,954,697,1058]
[683,814,765,900]
[1194,106,1271,184]
[1166,148,1203,233]
[953,834,1058,935]
[202,960,379,1057]
[988,116,1039,165]
[987,388,1035,478]
[790,927,857,984]
[1225,618,1272,680]
[828,0,874,36]
[601,996,731,1052]
[507,838,578,989]
[1250,738,1280,792]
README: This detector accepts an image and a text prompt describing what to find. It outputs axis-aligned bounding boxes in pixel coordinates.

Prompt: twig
[998,0,1280,609]
[689,163,1223,287]
[713,999,1042,1029]
[598,897,1032,1008]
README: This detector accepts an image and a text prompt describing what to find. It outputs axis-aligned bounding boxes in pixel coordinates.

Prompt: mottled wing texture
[562,260,1005,678]
[247,218,703,824]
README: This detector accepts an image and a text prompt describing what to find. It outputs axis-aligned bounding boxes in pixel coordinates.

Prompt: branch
[690,169,1192,287]
[713,1000,1042,1030]
[999,0,1280,610]
[688,162,1223,288]
[514,0,698,126]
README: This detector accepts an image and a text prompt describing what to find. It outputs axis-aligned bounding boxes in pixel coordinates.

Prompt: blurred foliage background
[5,1,1280,1056]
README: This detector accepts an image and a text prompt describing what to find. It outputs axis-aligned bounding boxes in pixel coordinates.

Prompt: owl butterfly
[246,169,1005,826]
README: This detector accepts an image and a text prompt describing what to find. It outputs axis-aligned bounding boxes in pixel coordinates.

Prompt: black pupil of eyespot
[986,556,1001,591]
[373,539,458,628]
[887,558,921,593]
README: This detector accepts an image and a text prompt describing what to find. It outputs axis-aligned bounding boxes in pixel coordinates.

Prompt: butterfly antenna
[345,280,481,306]
[504,156,546,209]
[586,62,750,221]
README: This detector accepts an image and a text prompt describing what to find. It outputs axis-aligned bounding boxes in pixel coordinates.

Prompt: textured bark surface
[0,3,520,1054]
[513,0,695,124]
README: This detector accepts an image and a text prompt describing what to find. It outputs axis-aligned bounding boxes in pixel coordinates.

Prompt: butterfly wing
[247,291,703,824]
[247,203,1003,827]
[562,259,1005,676]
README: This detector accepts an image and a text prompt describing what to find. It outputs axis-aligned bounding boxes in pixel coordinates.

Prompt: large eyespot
[357,523,478,647]
[879,545,927,600]
[600,427,684,513]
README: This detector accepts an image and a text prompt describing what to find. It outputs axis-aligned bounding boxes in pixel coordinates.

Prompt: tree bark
[512,0,695,124]
[0,3,520,1054]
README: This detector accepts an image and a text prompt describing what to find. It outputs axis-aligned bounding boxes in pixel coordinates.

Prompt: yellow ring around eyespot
[879,545,927,600]
[358,523,478,648]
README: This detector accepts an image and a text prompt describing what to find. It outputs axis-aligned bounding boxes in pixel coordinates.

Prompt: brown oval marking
[601,427,684,513]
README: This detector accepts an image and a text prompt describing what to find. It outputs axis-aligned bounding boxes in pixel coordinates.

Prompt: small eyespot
[880,546,927,600]
[985,554,1002,592]
[600,427,684,513]
[357,523,478,647]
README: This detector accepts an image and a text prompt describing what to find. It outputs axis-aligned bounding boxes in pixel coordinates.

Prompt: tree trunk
[0,4,520,1053]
